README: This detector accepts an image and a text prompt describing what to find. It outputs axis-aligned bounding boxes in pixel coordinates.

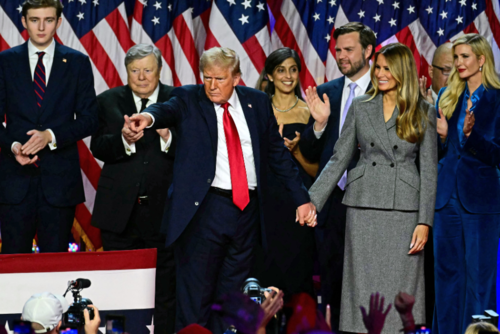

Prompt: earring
[480,66,483,72]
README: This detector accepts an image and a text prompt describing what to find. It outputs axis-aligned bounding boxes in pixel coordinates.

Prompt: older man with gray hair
[129,46,316,333]
[90,43,176,334]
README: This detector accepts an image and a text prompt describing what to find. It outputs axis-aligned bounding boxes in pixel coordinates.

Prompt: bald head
[433,42,453,64]
[429,42,453,94]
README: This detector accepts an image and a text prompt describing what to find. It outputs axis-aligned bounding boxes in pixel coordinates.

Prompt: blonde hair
[464,322,499,334]
[200,47,241,76]
[439,34,500,119]
[366,43,428,143]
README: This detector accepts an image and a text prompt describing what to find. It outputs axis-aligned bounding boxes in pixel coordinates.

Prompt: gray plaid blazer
[309,93,438,227]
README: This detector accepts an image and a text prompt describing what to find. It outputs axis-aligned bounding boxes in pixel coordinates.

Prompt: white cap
[22,292,70,333]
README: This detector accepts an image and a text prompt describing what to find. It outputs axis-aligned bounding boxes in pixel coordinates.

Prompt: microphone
[68,278,91,289]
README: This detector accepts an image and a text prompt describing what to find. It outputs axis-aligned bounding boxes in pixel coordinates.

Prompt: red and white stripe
[0,249,156,313]
[271,1,326,89]
[131,0,201,86]
[204,2,271,88]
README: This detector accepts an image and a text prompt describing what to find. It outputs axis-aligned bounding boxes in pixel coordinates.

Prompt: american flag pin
[63,59,67,63]
[248,104,252,108]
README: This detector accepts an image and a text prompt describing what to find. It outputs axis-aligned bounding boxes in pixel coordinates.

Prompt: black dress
[251,123,316,298]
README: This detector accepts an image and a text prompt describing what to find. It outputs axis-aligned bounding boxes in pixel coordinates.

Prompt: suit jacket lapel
[123,85,138,117]
[40,43,68,116]
[197,85,218,156]
[236,86,260,174]
[17,43,38,120]
[328,78,344,144]
[472,87,495,129]
[367,94,395,159]
[448,91,465,144]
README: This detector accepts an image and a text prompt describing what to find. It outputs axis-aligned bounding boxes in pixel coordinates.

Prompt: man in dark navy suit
[90,44,176,334]
[299,22,375,332]
[0,0,98,254]
[129,47,317,333]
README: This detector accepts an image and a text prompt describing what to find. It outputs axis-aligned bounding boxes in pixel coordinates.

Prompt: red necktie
[34,52,46,108]
[222,102,249,211]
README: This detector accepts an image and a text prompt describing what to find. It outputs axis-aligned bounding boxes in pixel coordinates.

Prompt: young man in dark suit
[299,22,376,332]
[0,0,98,254]
[129,47,317,334]
[90,44,175,334]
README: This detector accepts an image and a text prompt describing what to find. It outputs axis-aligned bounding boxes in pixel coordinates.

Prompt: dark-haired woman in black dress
[251,48,317,298]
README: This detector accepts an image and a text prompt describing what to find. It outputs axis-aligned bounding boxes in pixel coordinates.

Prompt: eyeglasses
[432,64,452,76]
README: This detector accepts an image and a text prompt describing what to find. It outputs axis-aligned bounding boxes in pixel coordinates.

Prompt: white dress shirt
[123,84,172,155]
[211,90,257,190]
[12,39,57,153]
[314,68,372,139]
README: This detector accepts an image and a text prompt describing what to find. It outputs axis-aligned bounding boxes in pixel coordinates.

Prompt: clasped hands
[12,129,52,165]
[296,202,317,227]
[122,114,169,145]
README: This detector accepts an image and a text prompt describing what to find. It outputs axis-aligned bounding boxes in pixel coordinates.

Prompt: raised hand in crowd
[296,202,317,227]
[83,305,101,334]
[129,113,153,133]
[12,142,38,166]
[463,109,476,138]
[437,108,448,142]
[394,292,415,332]
[360,292,392,334]
[122,115,144,145]
[304,86,331,131]
[418,76,434,105]
[257,288,284,334]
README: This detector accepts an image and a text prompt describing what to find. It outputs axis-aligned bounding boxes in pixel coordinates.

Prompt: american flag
[1,0,499,251]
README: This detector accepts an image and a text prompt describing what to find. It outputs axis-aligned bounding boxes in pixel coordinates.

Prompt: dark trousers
[315,186,346,332]
[433,189,500,334]
[174,190,259,334]
[0,176,75,254]
[101,202,176,334]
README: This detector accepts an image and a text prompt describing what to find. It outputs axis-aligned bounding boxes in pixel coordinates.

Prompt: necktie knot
[140,98,149,112]
[348,82,357,92]
[37,51,45,59]
[222,102,230,112]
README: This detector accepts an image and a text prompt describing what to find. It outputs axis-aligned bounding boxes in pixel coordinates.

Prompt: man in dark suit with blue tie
[299,22,375,332]
[0,0,98,254]
[129,47,317,333]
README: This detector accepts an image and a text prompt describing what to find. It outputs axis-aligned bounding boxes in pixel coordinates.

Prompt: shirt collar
[344,67,372,92]
[131,82,160,104]
[464,83,485,104]
[28,38,55,58]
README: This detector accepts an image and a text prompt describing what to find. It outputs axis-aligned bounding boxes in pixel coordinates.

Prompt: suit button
[207,179,212,183]
[195,202,199,206]
[38,124,43,128]
[372,162,376,166]
[394,145,398,149]
[136,183,140,187]
[144,161,149,165]
[371,143,374,147]
[458,155,461,159]
[390,163,395,167]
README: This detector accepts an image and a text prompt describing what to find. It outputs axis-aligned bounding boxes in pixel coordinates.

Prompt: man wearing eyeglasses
[419,42,453,105]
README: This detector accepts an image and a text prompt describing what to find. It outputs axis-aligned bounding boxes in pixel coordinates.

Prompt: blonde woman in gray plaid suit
[305,43,438,333]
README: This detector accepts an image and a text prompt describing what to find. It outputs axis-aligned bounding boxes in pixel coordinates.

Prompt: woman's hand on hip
[408,224,429,254]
